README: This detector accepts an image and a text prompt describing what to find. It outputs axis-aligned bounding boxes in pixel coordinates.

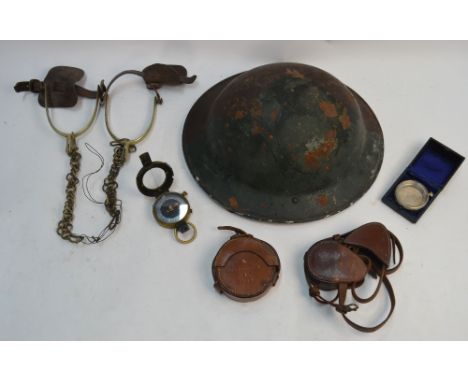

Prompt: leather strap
[14,79,43,93]
[348,227,402,300]
[309,285,339,305]
[14,80,99,99]
[75,85,100,99]
[386,230,404,274]
[310,284,357,313]
[341,275,395,333]
[217,226,252,239]
[351,266,385,303]
[335,283,358,313]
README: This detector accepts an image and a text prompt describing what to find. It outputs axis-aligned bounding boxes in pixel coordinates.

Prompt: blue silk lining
[408,143,461,189]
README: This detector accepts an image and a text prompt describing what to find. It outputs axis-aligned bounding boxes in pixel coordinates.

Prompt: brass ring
[174,222,197,244]
[103,72,158,146]
[44,85,100,139]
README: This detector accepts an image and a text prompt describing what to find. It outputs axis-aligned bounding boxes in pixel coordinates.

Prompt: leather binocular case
[304,222,403,332]
[212,226,281,302]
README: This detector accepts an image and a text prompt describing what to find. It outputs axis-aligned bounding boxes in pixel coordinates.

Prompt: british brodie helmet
[183,63,384,223]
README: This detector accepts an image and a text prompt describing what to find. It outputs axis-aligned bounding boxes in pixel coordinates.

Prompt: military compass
[136,152,197,243]
[394,179,433,211]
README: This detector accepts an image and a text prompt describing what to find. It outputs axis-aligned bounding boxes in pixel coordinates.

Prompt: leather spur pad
[142,64,196,89]
[305,240,367,284]
[38,66,86,108]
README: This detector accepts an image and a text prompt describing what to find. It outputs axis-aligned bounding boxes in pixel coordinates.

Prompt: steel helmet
[183,63,384,223]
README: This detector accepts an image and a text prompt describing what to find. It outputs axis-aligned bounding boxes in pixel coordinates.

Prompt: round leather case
[212,227,281,301]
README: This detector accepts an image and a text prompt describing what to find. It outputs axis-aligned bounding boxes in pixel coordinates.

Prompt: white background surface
[0,41,467,340]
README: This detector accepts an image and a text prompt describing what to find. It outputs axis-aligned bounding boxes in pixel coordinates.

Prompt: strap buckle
[14,79,43,93]
[336,303,358,314]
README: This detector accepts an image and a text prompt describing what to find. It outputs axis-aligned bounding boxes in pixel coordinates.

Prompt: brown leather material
[15,64,196,109]
[14,66,99,108]
[342,275,395,332]
[142,64,197,90]
[304,222,403,333]
[343,222,392,266]
[212,226,280,302]
[351,266,385,303]
[306,240,368,285]
[214,236,281,268]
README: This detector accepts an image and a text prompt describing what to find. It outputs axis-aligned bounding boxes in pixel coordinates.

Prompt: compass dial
[153,192,190,226]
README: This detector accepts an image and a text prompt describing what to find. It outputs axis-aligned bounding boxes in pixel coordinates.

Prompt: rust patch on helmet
[234,110,247,120]
[304,129,337,169]
[317,194,329,206]
[271,108,279,122]
[324,129,336,141]
[251,124,264,135]
[319,101,338,118]
[304,152,319,169]
[250,99,263,118]
[286,68,305,79]
[339,110,351,129]
[229,196,239,209]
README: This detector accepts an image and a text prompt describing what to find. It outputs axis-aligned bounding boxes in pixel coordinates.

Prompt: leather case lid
[343,222,391,266]
[382,137,464,223]
[212,235,280,301]
[213,236,280,268]
[305,240,367,284]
